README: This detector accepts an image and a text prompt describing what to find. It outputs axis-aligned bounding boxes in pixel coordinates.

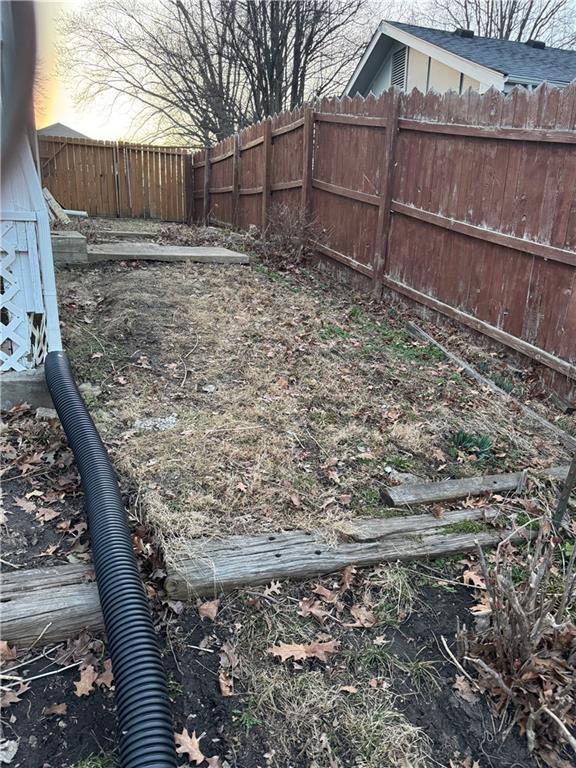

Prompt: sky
[35,0,141,140]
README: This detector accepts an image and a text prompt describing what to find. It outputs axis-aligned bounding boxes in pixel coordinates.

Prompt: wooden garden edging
[1,465,569,645]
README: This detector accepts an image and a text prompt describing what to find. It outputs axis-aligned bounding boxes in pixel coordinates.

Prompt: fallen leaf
[327,467,340,484]
[276,377,289,389]
[263,580,282,597]
[463,569,486,590]
[0,683,29,709]
[218,670,234,697]
[96,659,114,689]
[43,703,67,716]
[298,597,328,624]
[338,494,352,505]
[219,641,239,669]
[197,599,220,621]
[174,728,205,764]
[453,675,478,704]
[339,685,358,694]
[0,641,17,661]
[35,507,60,522]
[166,599,184,615]
[206,757,222,768]
[236,481,247,493]
[345,604,376,628]
[74,665,99,697]
[290,494,301,508]
[312,584,338,603]
[340,565,356,591]
[269,639,339,663]
[39,543,59,556]
[14,497,35,513]
[431,504,445,519]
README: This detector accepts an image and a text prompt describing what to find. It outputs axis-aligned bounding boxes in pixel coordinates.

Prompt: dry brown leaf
[218,670,234,697]
[431,504,445,519]
[43,702,67,717]
[206,757,223,768]
[14,497,35,513]
[263,580,282,596]
[0,682,29,709]
[269,639,339,663]
[339,685,358,694]
[175,728,205,764]
[340,565,356,591]
[219,641,239,669]
[453,675,478,704]
[74,664,99,697]
[298,597,328,624]
[96,659,114,689]
[463,569,486,590]
[312,584,338,603]
[290,494,301,508]
[36,507,60,522]
[0,641,17,661]
[197,599,220,621]
[345,604,376,628]
[469,592,492,616]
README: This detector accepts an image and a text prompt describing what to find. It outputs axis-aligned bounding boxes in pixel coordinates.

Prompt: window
[391,47,407,89]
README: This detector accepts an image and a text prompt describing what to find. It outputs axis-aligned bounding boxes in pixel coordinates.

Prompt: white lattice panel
[1,220,46,371]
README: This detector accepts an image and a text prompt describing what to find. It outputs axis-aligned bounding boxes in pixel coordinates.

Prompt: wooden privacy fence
[39,136,190,221]
[191,82,576,402]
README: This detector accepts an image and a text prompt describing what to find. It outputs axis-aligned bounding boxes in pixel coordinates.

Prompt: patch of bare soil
[55,258,569,565]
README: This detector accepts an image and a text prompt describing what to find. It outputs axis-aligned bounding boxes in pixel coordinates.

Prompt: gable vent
[391,47,407,89]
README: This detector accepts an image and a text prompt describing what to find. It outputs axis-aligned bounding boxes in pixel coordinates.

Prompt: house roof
[37,122,90,139]
[386,21,576,85]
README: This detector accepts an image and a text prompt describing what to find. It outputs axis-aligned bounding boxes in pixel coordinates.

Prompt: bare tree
[425,0,576,46]
[227,1,367,117]
[58,0,369,146]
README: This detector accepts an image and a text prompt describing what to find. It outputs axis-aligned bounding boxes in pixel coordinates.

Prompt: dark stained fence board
[392,201,576,267]
[399,118,576,143]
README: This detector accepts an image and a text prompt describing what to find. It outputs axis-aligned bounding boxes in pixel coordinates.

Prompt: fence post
[372,89,400,295]
[185,154,194,225]
[203,147,211,225]
[261,119,272,233]
[232,133,240,229]
[301,107,314,221]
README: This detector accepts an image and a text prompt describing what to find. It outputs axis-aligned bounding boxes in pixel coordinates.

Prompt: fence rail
[38,136,191,222]
[190,82,576,402]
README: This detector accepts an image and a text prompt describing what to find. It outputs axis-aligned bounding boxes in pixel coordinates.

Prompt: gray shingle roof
[37,122,90,140]
[388,21,576,84]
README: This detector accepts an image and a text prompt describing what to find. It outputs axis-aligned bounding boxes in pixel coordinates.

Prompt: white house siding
[407,48,429,91]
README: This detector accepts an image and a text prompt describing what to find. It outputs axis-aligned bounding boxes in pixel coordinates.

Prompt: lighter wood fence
[190,82,576,402]
[39,136,191,221]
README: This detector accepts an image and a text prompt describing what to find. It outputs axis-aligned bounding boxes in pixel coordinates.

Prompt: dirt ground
[2,230,574,768]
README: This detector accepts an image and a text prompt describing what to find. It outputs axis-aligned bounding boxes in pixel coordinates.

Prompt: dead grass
[57,258,569,559]
[227,564,432,768]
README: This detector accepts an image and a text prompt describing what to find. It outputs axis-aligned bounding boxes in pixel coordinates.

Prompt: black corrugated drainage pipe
[45,351,177,768]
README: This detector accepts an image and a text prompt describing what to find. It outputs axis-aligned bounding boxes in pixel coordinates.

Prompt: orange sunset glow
[34,0,141,140]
